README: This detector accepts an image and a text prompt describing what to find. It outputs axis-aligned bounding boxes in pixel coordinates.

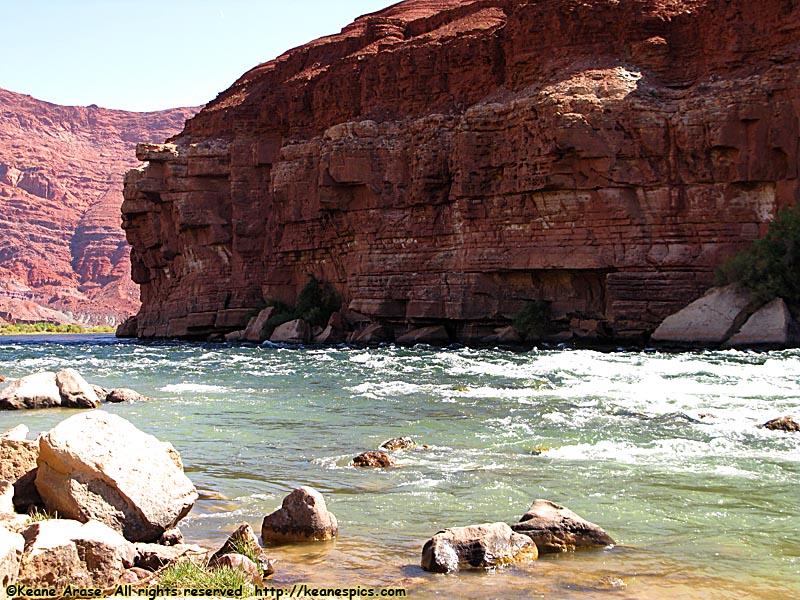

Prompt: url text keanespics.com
[4,584,409,599]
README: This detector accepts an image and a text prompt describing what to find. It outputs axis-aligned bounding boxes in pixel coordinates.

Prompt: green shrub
[157,560,253,595]
[715,204,800,306]
[513,300,552,337]
[262,275,341,336]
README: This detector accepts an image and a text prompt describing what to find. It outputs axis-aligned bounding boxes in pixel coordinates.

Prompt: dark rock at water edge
[421,522,538,573]
[510,499,615,553]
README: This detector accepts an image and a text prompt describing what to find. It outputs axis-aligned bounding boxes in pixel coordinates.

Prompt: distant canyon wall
[122,0,800,341]
[0,87,197,325]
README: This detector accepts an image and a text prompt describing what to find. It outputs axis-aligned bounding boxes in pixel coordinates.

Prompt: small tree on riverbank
[715,204,800,308]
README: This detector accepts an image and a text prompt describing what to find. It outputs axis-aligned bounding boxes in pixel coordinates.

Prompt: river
[0,335,798,599]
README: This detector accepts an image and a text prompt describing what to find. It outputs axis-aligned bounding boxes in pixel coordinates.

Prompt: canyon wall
[122,0,800,342]
[0,88,197,325]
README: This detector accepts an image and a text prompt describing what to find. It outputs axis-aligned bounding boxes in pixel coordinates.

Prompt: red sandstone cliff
[122,0,800,342]
[0,87,197,325]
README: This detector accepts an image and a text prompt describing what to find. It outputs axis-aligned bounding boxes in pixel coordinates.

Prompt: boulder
[0,372,61,410]
[261,486,338,543]
[158,527,183,546]
[759,415,799,432]
[213,553,261,580]
[209,523,263,566]
[395,326,450,346]
[91,386,110,402]
[380,437,417,451]
[651,285,754,345]
[243,307,276,342]
[1,425,28,442]
[17,519,135,589]
[0,436,40,511]
[54,369,100,409]
[35,411,198,542]
[0,525,23,589]
[106,388,149,403]
[510,499,615,553]
[224,330,244,342]
[352,451,393,468]
[724,298,797,348]
[421,522,538,573]
[0,481,14,515]
[313,324,346,344]
[347,323,391,344]
[133,543,208,571]
[480,325,523,345]
[269,319,310,344]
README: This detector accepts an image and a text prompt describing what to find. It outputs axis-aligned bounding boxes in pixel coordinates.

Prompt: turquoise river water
[0,335,798,599]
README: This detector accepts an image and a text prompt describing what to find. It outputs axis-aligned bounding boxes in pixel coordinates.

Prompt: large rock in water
[651,286,755,345]
[261,486,338,543]
[35,411,198,542]
[510,499,615,553]
[121,0,800,343]
[421,522,538,573]
[0,370,99,410]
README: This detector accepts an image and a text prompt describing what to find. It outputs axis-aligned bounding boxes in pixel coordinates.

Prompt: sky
[1,0,394,112]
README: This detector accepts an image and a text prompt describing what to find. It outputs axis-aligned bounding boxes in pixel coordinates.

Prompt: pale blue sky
[2,0,393,112]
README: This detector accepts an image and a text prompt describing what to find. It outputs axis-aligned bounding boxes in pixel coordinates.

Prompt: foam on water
[1,339,799,598]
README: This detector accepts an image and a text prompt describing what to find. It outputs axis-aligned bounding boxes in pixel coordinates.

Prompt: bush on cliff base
[513,300,553,338]
[715,204,800,307]
[263,275,341,335]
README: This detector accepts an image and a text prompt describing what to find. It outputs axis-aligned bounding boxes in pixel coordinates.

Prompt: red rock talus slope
[122,0,800,342]
[0,88,197,324]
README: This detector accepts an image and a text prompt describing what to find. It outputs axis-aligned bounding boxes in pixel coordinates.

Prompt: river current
[0,335,798,599]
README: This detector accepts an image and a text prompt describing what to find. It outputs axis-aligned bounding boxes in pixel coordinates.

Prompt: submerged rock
[380,436,417,451]
[35,411,198,542]
[261,486,338,543]
[106,388,149,403]
[510,499,615,553]
[759,415,799,432]
[421,522,537,573]
[352,451,393,468]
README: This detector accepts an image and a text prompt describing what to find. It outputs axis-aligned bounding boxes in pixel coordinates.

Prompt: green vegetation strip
[0,323,116,335]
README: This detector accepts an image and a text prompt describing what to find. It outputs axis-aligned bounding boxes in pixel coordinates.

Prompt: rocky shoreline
[0,409,619,596]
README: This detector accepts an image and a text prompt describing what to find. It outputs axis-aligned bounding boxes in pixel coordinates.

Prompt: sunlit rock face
[0,87,197,325]
[122,0,800,342]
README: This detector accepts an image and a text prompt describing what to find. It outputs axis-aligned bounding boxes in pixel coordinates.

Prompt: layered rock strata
[0,87,197,325]
[122,0,800,342]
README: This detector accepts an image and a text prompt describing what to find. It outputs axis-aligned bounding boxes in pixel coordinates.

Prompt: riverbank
[0,338,797,598]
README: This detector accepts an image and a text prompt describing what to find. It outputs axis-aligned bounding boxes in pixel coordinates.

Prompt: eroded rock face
[0,87,197,325]
[121,0,800,343]
[17,519,135,590]
[510,499,615,554]
[0,434,40,511]
[261,486,338,543]
[35,411,198,542]
[421,522,538,573]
